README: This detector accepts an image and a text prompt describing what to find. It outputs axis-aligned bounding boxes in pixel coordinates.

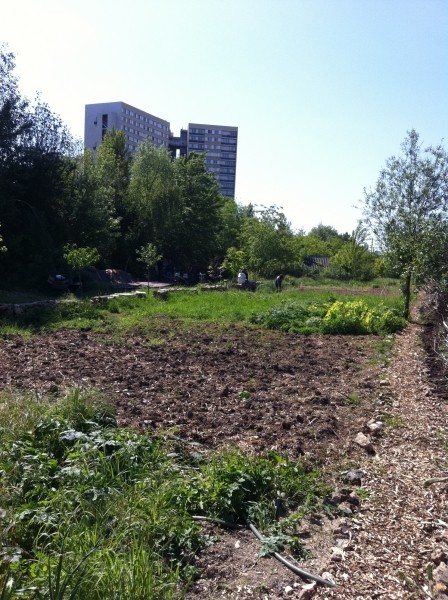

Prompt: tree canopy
[363,129,448,318]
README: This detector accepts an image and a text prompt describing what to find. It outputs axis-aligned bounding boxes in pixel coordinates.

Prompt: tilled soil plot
[0,320,385,460]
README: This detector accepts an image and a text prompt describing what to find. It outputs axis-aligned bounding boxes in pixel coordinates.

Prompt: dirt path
[313,320,448,599]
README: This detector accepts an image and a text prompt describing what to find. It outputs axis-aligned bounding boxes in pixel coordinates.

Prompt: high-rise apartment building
[187,124,238,198]
[84,102,238,198]
[84,102,170,154]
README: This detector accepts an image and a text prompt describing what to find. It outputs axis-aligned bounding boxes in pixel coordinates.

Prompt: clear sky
[1,0,447,234]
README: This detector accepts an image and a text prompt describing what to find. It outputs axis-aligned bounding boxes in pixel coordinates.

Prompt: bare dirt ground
[0,311,447,598]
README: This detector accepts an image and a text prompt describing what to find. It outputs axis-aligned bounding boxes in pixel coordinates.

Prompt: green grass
[0,323,34,340]
[284,276,401,291]
[0,389,44,435]
[0,286,405,337]
[0,388,330,599]
[354,488,371,501]
[345,391,361,406]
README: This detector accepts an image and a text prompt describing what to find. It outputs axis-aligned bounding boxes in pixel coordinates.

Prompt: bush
[251,299,406,335]
[321,300,369,334]
[322,300,406,334]
[250,301,328,333]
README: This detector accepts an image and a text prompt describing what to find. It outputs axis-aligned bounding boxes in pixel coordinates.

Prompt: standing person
[274,273,284,292]
[237,270,247,286]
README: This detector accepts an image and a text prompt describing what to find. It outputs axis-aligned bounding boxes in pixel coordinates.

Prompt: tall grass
[284,275,401,291]
[0,389,43,436]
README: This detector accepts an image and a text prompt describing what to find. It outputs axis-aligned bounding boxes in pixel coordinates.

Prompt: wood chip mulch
[315,319,448,600]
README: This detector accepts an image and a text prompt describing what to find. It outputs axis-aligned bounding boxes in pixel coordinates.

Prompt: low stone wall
[0,300,58,318]
[0,283,249,318]
[200,285,228,292]
[91,291,147,303]
[229,281,259,292]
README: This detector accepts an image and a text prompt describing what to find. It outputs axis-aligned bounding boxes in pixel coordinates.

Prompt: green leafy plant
[250,301,328,333]
[136,243,162,291]
[250,299,406,335]
[383,413,406,428]
[324,300,406,334]
[258,532,292,557]
[63,244,100,288]
[355,488,370,501]
[0,389,330,598]
[345,392,361,406]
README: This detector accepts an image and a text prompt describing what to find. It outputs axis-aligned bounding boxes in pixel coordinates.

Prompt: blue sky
[1,0,447,234]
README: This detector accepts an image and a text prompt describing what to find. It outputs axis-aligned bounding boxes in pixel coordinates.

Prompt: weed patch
[0,287,404,337]
[0,389,329,598]
[383,413,406,428]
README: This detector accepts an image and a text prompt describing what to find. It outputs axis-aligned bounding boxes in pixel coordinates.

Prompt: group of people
[237,270,285,291]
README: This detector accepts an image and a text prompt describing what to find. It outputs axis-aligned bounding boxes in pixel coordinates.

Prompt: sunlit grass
[118,288,402,319]
[0,286,405,336]
[0,323,34,339]
[285,276,401,291]
[0,389,44,435]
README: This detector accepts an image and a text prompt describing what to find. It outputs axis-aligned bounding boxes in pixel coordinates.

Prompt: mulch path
[313,319,448,599]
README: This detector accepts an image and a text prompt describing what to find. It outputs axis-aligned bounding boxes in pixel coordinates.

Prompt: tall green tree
[215,197,243,256]
[0,45,32,278]
[308,224,348,243]
[0,46,79,282]
[363,130,448,318]
[95,130,131,265]
[239,206,298,277]
[297,224,350,270]
[221,247,249,279]
[0,44,31,169]
[59,150,120,261]
[328,223,376,281]
[126,141,177,266]
[170,152,224,271]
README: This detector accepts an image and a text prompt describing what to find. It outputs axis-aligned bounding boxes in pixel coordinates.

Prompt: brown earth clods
[1,313,447,599]
[0,322,384,459]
